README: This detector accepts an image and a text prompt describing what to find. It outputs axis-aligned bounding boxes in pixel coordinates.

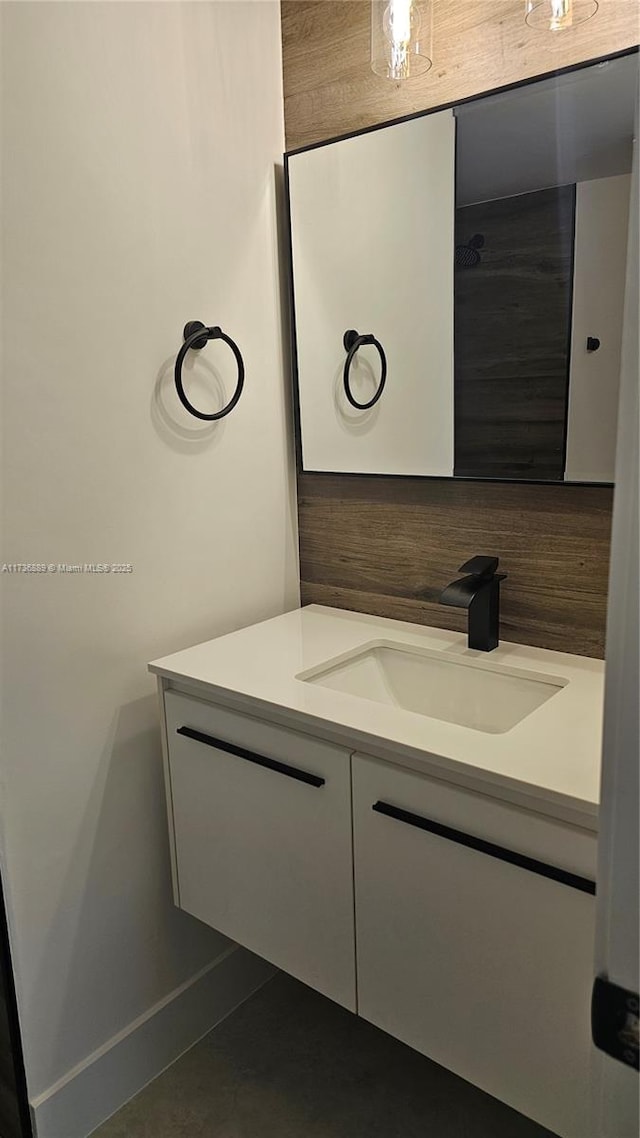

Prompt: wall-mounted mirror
[286,52,638,483]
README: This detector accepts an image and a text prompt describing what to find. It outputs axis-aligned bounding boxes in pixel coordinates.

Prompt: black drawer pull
[372,801,596,896]
[177,726,325,788]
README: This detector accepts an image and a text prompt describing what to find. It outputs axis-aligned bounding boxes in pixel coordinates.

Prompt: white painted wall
[565,174,631,482]
[288,112,455,476]
[0,2,298,1133]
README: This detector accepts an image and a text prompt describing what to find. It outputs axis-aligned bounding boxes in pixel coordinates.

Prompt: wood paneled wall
[282,1,638,658]
[454,186,575,480]
[298,473,613,658]
[282,0,639,151]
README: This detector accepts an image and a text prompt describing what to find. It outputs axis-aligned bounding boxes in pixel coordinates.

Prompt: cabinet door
[352,753,596,1138]
[165,691,356,1011]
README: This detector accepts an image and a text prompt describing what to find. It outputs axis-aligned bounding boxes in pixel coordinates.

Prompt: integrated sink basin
[298,640,567,734]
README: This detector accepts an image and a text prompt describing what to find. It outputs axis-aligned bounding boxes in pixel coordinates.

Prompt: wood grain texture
[283,1,625,656]
[454,185,575,479]
[281,0,640,151]
[299,473,613,657]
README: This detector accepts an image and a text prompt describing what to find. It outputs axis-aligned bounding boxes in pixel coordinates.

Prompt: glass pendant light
[371,0,433,82]
[525,0,599,31]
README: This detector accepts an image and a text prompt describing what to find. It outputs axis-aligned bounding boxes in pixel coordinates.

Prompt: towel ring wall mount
[342,329,387,410]
[174,320,245,421]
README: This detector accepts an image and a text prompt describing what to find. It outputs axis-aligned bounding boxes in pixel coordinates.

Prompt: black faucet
[439,556,507,652]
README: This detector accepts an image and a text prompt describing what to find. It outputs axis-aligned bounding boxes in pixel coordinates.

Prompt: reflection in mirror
[288,110,456,477]
[286,52,638,483]
[454,55,636,481]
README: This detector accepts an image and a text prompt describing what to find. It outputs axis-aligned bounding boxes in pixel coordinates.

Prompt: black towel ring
[342,329,387,410]
[174,321,245,421]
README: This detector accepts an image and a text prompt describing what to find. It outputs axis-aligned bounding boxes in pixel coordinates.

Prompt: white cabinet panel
[288,110,455,475]
[165,691,356,1011]
[352,753,595,1138]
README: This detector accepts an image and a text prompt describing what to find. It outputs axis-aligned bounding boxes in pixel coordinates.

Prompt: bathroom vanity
[149,605,604,1138]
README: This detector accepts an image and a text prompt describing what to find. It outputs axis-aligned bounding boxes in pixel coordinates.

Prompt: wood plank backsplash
[281,2,635,658]
[299,474,613,657]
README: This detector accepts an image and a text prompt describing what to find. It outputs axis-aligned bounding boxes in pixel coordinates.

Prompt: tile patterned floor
[92,972,556,1138]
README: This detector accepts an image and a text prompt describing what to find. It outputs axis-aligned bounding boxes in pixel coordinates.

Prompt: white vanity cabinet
[351,752,597,1138]
[163,690,356,1011]
[157,684,598,1138]
[151,606,604,1138]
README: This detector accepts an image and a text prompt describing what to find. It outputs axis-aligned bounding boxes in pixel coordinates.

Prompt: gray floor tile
[92,972,556,1138]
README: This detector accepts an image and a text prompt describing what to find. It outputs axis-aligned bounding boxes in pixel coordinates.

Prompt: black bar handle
[177,726,325,788]
[372,801,596,895]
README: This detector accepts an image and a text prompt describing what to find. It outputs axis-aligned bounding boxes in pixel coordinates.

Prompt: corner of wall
[31,947,276,1138]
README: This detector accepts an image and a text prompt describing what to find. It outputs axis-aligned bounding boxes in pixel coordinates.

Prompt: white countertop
[149,605,605,830]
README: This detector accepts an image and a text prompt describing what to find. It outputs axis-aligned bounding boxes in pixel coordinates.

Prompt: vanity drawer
[352,751,598,880]
[352,753,595,1138]
[164,691,356,1011]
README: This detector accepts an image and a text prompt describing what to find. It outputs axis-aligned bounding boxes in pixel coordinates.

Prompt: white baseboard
[31,945,276,1138]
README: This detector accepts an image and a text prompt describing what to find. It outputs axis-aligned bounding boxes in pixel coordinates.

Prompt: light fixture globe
[525,0,599,31]
[371,0,433,82]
